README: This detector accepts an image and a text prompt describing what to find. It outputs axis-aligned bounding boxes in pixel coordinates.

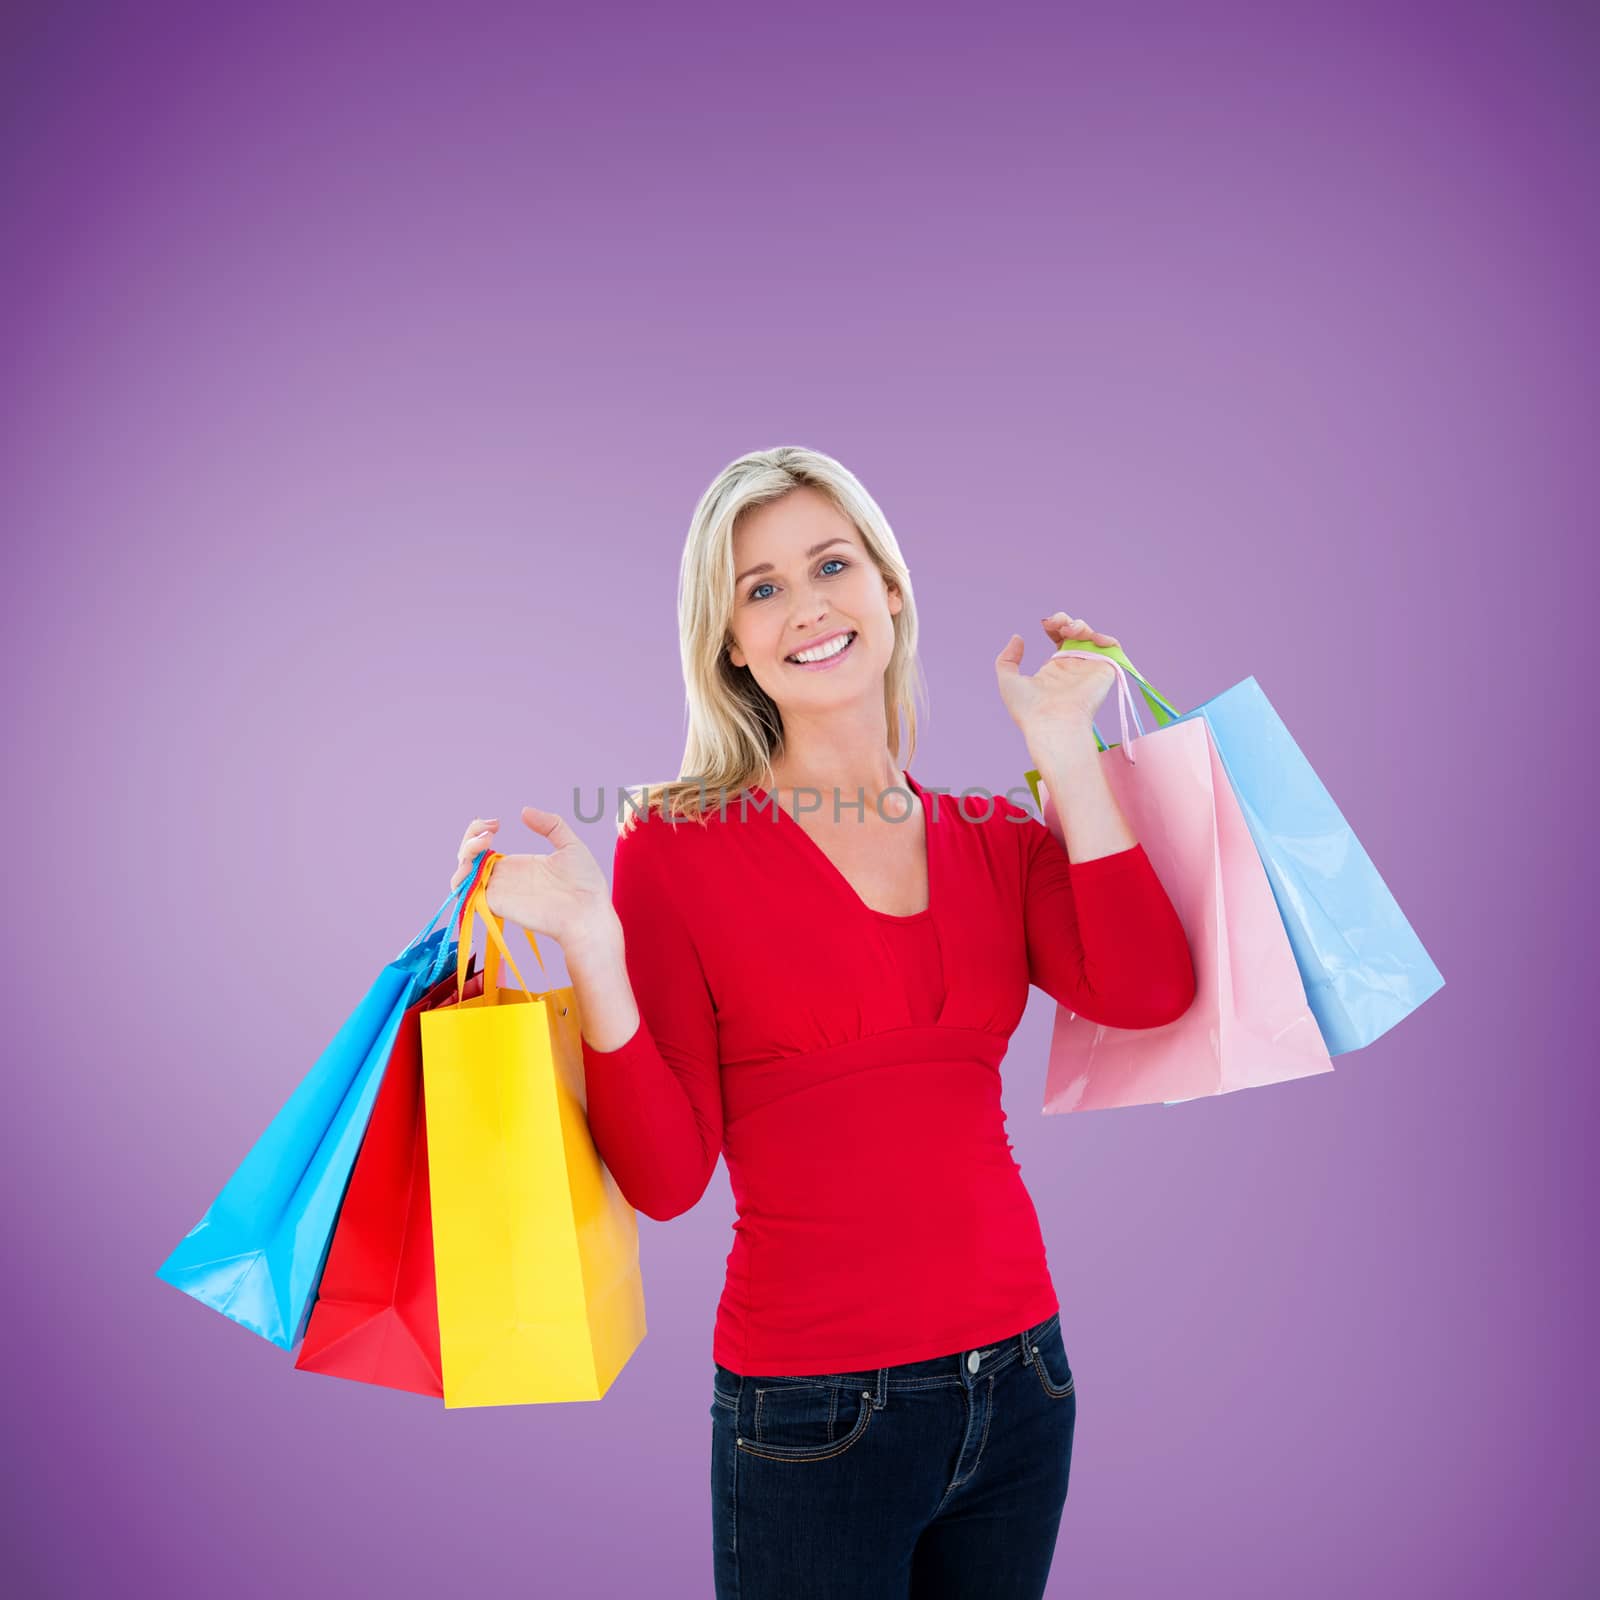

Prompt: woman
[447,446,1196,1598]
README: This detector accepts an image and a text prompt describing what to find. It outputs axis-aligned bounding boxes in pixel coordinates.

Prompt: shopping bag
[156,871,481,1349]
[293,953,485,1397]
[1029,639,1445,1055]
[420,853,646,1407]
[1026,655,1333,1110]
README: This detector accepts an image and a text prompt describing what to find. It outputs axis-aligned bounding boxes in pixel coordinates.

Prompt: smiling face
[726,486,902,709]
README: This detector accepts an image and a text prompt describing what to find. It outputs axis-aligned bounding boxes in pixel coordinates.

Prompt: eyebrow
[735,537,854,588]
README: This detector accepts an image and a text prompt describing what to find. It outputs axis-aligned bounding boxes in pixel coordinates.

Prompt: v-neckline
[747,768,935,923]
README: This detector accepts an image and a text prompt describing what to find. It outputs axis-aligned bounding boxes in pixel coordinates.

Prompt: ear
[728,638,746,669]
[887,582,903,617]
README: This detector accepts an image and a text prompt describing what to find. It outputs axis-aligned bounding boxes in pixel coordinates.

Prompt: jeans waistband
[714,1310,1062,1408]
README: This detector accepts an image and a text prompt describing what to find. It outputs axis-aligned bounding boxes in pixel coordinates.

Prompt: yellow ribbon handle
[455,851,547,1007]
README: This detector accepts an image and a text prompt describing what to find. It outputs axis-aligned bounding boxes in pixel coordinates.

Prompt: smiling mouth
[786,631,858,665]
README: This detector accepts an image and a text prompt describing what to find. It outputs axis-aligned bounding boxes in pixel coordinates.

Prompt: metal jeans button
[966,1350,980,1373]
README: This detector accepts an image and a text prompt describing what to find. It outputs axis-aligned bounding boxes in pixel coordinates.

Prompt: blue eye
[747,557,848,602]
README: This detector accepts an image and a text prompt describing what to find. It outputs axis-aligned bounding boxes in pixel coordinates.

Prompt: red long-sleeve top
[580,769,1196,1376]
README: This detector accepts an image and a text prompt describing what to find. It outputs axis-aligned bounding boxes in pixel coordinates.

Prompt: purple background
[5,2,1592,1595]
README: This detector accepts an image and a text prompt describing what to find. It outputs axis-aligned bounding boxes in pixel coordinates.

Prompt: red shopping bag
[293,953,484,1397]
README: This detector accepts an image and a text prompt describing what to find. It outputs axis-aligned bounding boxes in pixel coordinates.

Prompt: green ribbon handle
[1021,639,1183,813]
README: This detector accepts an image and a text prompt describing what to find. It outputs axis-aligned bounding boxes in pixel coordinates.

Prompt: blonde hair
[621,445,928,831]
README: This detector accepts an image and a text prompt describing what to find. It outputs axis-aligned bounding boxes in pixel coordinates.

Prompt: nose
[790,593,829,630]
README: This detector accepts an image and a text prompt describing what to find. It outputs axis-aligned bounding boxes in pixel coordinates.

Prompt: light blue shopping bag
[156,859,488,1349]
[1025,642,1444,1056]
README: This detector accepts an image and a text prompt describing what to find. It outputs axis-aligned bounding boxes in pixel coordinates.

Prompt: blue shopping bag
[1025,643,1444,1056]
[156,859,489,1349]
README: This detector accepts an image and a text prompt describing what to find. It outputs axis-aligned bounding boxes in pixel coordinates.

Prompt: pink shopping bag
[1033,658,1333,1112]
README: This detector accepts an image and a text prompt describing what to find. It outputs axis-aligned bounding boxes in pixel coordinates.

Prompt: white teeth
[788,632,855,664]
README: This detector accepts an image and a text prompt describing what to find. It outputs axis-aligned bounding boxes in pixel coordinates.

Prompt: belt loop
[874,1365,887,1409]
[1018,1322,1034,1368]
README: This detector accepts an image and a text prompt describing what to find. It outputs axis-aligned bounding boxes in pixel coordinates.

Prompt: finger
[1041,614,1090,639]
[1044,615,1120,647]
[994,634,1024,676]
[456,826,497,868]
[463,835,499,878]
[461,817,500,848]
[522,805,579,848]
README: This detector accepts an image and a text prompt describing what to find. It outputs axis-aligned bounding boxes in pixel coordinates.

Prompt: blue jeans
[709,1310,1076,1598]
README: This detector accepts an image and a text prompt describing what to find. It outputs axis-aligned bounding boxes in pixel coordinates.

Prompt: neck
[764,710,905,812]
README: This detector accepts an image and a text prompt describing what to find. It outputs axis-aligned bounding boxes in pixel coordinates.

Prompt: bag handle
[1021,642,1184,811]
[398,860,485,965]
[1063,639,1182,735]
[421,849,493,986]
[454,851,547,1007]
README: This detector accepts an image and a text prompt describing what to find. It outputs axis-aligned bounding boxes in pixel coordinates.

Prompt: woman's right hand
[449,808,616,952]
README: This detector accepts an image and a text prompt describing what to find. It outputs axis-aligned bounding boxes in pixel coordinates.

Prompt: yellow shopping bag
[419,853,646,1407]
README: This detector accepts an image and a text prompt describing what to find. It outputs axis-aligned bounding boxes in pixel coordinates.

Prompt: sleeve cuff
[580,1016,650,1064]
[1065,841,1149,881]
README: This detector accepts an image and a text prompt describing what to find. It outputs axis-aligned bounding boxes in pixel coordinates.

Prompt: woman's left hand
[995,612,1122,745]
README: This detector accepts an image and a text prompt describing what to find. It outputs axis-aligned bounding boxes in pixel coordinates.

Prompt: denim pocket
[1027,1317,1075,1401]
[739,1379,875,1463]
